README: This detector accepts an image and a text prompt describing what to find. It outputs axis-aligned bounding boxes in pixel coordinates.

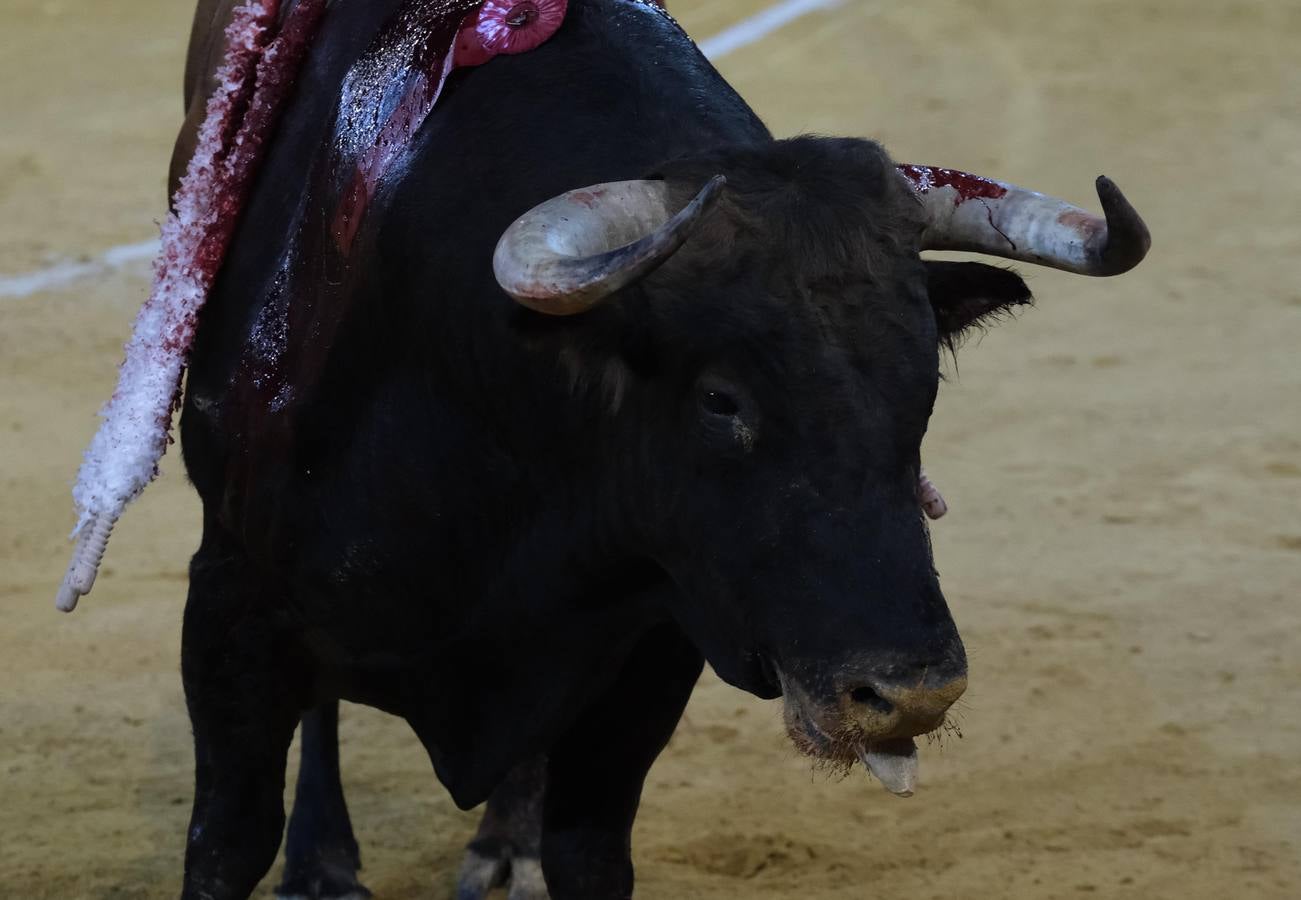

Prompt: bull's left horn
[898,165,1150,276]
[493,176,726,315]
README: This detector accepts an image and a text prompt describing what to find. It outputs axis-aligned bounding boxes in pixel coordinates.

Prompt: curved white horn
[898,165,1150,276]
[493,176,726,315]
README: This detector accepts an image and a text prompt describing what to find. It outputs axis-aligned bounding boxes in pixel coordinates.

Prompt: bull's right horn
[898,165,1151,276]
[493,176,726,315]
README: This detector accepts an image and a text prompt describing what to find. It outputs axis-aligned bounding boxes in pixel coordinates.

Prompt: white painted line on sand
[0,239,161,300]
[699,0,845,60]
[0,0,845,299]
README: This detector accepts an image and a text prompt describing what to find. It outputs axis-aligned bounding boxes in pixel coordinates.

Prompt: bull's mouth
[780,673,927,798]
[785,704,921,797]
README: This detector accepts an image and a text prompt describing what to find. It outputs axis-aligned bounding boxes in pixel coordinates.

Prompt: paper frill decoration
[56,0,326,611]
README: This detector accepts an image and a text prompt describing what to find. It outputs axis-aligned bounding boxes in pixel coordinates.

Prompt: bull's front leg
[180,535,305,900]
[277,701,369,900]
[540,623,704,899]
[456,755,548,899]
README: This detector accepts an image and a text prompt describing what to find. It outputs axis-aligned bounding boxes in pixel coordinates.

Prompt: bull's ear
[925,260,1032,347]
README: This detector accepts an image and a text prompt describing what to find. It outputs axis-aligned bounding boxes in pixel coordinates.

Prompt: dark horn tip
[1094,175,1152,275]
[663,174,727,242]
[694,174,727,208]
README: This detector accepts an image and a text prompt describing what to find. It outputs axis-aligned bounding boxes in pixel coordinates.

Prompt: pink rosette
[455,0,567,68]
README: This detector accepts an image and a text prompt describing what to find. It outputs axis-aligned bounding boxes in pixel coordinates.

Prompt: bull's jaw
[779,673,922,798]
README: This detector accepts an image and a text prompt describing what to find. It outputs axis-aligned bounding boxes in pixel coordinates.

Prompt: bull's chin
[784,714,854,763]
[785,712,921,798]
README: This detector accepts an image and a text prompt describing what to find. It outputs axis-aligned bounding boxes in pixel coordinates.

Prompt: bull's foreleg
[277,701,370,900]
[539,623,704,900]
[456,755,548,899]
[180,540,304,900]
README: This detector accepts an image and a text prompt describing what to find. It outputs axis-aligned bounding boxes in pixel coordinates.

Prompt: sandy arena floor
[1,1,1298,897]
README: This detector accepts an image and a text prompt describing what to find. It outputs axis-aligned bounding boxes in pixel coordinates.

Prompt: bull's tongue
[857,738,919,797]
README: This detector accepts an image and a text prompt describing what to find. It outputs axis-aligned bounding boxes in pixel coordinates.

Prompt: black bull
[165,0,1147,898]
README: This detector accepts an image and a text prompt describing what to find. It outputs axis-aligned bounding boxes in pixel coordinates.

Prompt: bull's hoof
[456,844,548,900]
[458,755,548,898]
[275,859,372,900]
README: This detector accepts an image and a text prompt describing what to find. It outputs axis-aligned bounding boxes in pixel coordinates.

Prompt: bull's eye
[695,376,756,453]
[701,389,741,417]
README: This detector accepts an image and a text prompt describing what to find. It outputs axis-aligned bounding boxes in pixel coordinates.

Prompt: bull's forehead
[659,135,926,276]
[646,136,941,434]
[671,293,938,466]
[681,212,937,391]
[774,261,940,455]
[651,200,938,406]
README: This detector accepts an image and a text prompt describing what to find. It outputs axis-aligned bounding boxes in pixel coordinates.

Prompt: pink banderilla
[56,0,327,612]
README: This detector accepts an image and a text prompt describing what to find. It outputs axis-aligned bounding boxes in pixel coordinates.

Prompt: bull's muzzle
[837,669,968,741]
[779,659,967,797]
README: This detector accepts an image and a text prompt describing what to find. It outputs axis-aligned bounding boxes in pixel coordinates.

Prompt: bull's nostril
[849,685,894,715]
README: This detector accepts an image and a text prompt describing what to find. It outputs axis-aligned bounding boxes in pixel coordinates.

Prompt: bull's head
[491,138,1149,794]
